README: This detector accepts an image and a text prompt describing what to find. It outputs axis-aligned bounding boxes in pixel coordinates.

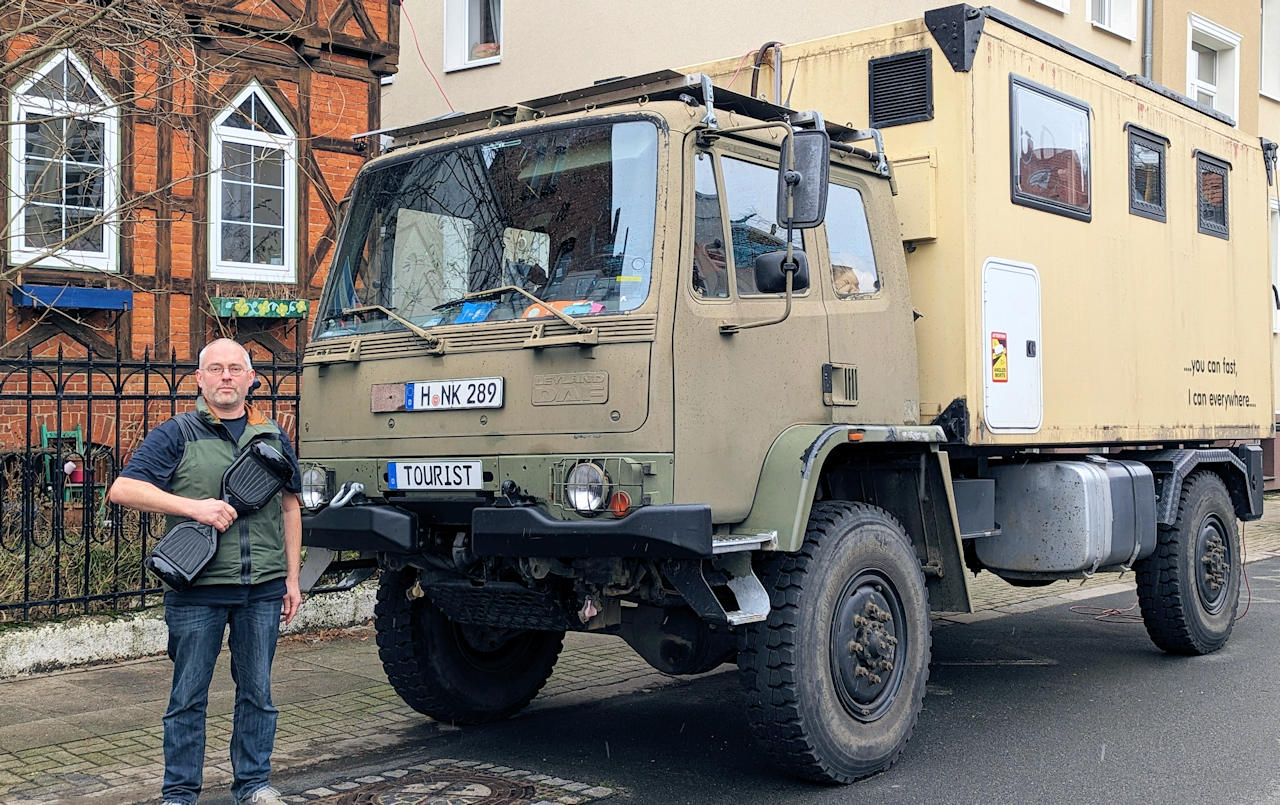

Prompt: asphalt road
[214,556,1280,805]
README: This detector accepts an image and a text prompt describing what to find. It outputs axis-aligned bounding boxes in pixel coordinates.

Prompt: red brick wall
[0,0,396,363]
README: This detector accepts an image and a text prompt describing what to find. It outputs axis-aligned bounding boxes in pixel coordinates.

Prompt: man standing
[108,338,302,805]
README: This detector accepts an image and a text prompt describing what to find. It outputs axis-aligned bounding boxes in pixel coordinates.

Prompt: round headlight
[565,462,609,515]
[301,466,330,509]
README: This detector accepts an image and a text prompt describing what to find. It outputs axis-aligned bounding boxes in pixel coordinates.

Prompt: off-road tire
[374,568,565,724]
[738,501,931,783]
[1135,471,1241,655]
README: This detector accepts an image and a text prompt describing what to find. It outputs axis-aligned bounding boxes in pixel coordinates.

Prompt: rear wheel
[374,568,565,724]
[739,502,930,783]
[1135,471,1241,655]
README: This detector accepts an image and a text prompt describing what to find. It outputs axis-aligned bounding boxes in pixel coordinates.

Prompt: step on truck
[298,4,1271,783]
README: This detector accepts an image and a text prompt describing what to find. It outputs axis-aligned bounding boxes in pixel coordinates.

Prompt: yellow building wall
[1152,0,1259,132]
[387,0,1147,128]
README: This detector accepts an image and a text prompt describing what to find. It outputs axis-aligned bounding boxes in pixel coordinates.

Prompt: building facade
[387,1,1266,128]
[1,0,399,364]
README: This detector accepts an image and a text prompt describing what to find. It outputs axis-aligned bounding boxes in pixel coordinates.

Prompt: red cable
[724,50,758,92]
[398,0,455,113]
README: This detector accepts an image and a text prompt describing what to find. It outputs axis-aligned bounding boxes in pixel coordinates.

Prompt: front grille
[869,49,933,128]
[306,314,658,360]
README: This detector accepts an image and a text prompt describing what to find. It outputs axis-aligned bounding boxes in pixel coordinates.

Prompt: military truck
[298,4,1271,783]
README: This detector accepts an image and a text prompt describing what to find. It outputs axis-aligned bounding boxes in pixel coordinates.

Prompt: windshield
[315,120,659,339]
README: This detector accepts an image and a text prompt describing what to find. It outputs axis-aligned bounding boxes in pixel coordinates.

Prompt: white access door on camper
[982,258,1042,432]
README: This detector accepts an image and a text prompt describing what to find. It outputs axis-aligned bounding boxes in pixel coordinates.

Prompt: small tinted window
[1127,126,1167,222]
[720,155,802,296]
[825,183,879,296]
[1010,76,1091,221]
[691,152,729,298]
[1196,151,1230,239]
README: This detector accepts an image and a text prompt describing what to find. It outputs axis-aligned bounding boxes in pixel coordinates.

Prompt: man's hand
[282,578,302,625]
[109,477,237,530]
[187,498,239,532]
[281,493,303,625]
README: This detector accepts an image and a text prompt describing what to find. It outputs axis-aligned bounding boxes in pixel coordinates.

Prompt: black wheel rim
[829,568,907,723]
[1194,512,1232,615]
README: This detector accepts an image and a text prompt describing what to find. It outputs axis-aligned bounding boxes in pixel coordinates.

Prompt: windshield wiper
[437,285,600,348]
[340,305,444,352]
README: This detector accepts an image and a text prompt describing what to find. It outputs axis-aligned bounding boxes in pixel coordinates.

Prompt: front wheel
[1135,471,1241,655]
[739,502,931,783]
[374,569,565,724]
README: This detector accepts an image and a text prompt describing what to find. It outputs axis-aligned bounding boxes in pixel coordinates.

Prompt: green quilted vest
[164,398,289,586]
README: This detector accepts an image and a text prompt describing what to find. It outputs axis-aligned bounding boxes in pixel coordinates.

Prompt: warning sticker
[991,332,1008,383]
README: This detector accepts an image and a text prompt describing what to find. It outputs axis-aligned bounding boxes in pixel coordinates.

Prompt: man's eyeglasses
[202,364,248,376]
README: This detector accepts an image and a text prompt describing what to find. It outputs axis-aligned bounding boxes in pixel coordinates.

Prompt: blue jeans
[162,598,281,803]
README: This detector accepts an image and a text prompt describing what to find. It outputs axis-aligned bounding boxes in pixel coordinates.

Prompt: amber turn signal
[608,489,632,517]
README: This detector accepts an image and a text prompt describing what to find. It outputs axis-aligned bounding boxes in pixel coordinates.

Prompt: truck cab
[300,71,945,781]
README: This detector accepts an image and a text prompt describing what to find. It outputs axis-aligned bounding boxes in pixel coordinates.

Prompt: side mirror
[754,250,810,294]
[776,129,830,229]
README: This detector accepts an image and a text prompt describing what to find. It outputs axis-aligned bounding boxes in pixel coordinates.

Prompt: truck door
[819,175,921,426]
[982,257,1043,431]
[672,145,830,522]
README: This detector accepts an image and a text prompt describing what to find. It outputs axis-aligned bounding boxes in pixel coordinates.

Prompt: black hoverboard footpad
[145,440,293,590]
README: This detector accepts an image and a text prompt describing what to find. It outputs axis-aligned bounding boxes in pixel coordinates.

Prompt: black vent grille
[869,49,933,128]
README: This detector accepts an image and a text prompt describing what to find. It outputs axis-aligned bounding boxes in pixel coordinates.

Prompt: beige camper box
[690,8,1274,446]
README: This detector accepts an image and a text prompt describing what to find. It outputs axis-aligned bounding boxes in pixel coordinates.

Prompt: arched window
[7,51,119,272]
[210,83,297,281]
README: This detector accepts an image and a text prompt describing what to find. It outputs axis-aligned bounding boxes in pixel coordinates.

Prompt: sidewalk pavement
[4,497,1280,804]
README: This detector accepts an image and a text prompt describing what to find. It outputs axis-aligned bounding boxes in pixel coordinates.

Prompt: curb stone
[0,584,375,679]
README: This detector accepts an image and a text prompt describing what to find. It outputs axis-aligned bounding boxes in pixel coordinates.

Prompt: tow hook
[330,482,365,508]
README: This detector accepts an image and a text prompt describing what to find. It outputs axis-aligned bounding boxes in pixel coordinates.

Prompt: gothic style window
[210,84,297,281]
[7,51,119,271]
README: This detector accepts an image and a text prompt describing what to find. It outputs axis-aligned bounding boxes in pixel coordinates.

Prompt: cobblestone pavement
[3,498,1280,804]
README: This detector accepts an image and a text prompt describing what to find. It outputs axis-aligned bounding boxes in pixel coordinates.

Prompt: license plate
[404,377,504,411]
[387,461,483,490]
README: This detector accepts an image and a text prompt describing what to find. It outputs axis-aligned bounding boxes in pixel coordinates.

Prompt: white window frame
[7,50,119,273]
[1263,0,1280,100]
[443,0,502,72]
[1187,13,1241,124]
[208,82,297,283]
[1090,0,1136,41]
[1025,0,1069,14]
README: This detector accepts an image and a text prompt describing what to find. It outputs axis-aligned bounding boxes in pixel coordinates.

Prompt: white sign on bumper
[387,461,483,490]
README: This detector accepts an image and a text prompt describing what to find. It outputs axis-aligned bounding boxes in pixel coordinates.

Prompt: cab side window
[692,152,729,298]
[825,183,879,296]
[720,155,802,296]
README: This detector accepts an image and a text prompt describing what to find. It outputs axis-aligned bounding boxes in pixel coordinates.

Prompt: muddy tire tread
[374,569,564,724]
[738,501,930,783]
[1135,471,1238,655]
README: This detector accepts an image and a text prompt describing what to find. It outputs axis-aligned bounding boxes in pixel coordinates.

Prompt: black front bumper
[302,504,418,553]
[303,501,713,559]
[471,504,713,559]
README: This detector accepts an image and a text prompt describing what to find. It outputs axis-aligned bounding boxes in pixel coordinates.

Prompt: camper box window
[1126,124,1168,222]
[1195,151,1230,239]
[1009,76,1092,221]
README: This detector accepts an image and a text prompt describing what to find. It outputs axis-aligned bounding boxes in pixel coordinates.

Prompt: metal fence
[0,342,300,622]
